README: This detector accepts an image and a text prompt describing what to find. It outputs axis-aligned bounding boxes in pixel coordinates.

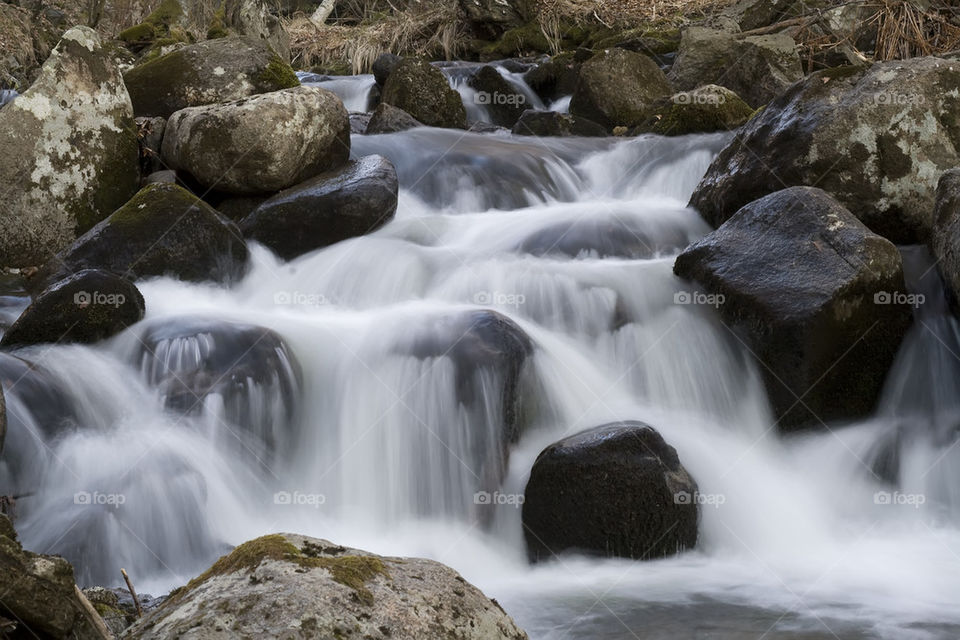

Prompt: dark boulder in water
[240,155,399,260]
[365,102,423,134]
[524,54,580,103]
[1,270,145,349]
[468,65,528,127]
[381,58,467,129]
[930,169,960,307]
[372,52,401,86]
[522,421,699,561]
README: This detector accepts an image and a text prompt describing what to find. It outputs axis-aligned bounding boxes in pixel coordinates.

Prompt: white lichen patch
[61,26,100,53]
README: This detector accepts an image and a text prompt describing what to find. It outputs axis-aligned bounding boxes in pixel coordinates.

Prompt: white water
[2,126,960,639]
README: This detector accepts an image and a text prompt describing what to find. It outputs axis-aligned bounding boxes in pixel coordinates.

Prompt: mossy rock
[482,21,551,58]
[118,0,184,51]
[381,58,467,129]
[636,84,755,135]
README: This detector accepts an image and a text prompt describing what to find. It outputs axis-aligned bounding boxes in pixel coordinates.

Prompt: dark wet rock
[136,116,166,175]
[372,51,401,86]
[675,187,913,430]
[635,85,754,136]
[123,36,299,118]
[569,47,672,130]
[381,58,467,129]
[931,169,960,306]
[512,110,606,137]
[161,85,350,195]
[690,57,960,244]
[365,101,423,134]
[459,0,531,39]
[1,270,144,348]
[241,155,398,260]
[34,183,249,292]
[523,421,699,561]
[143,169,177,186]
[214,194,269,221]
[468,64,527,127]
[524,53,579,103]
[350,112,372,134]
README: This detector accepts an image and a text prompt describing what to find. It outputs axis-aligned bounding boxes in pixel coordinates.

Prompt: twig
[120,568,143,619]
[74,586,114,639]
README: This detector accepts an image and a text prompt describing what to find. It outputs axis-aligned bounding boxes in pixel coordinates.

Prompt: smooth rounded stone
[668,27,803,109]
[690,57,960,244]
[124,533,528,640]
[381,58,468,129]
[674,187,913,431]
[468,64,528,127]
[240,155,398,260]
[635,85,755,136]
[142,169,177,185]
[222,0,291,62]
[161,85,350,195]
[517,216,694,258]
[569,47,673,130]
[1,270,144,349]
[932,169,960,305]
[136,116,167,174]
[523,422,699,561]
[511,110,606,137]
[123,36,299,118]
[365,101,423,134]
[372,51,401,85]
[524,53,579,102]
[33,183,249,292]
[0,27,140,268]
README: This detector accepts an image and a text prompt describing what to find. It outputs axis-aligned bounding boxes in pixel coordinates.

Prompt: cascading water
[3,99,960,639]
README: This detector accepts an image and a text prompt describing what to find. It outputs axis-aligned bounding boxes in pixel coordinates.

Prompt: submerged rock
[381,58,467,129]
[241,155,399,260]
[569,47,673,130]
[675,187,913,430]
[365,101,423,134]
[523,422,699,561]
[512,110,607,137]
[0,353,79,442]
[524,53,580,103]
[468,64,528,127]
[162,85,350,194]
[124,533,528,639]
[123,36,299,118]
[1,270,145,348]
[635,84,754,136]
[690,57,960,243]
[0,26,140,268]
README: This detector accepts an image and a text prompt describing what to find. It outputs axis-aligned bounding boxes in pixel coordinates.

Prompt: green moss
[259,54,300,88]
[119,23,156,44]
[638,88,754,136]
[310,61,352,76]
[484,22,552,57]
[146,0,184,30]
[109,183,201,228]
[207,4,228,40]
[119,0,183,48]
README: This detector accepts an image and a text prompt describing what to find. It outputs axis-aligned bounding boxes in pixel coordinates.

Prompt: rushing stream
[2,66,960,639]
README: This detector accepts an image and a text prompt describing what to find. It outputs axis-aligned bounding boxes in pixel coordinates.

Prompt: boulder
[372,51,401,86]
[459,0,530,39]
[117,0,187,53]
[468,64,527,127]
[241,155,399,260]
[635,84,754,136]
[931,169,960,305]
[222,0,291,62]
[569,48,673,130]
[136,115,166,175]
[668,27,803,108]
[161,85,350,194]
[381,58,467,129]
[0,27,140,268]
[523,53,579,103]
[675,187,913,430]
[365,101,423,134]
[512,110,606,137]
[690,58,960,243]
[124,534,527,639]
[523,422,699,561]
[1,270,145,348]
[33,183,249,291]
[123,36,299,118]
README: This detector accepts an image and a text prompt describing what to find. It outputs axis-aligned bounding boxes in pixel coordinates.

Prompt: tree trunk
[310,0,337,25]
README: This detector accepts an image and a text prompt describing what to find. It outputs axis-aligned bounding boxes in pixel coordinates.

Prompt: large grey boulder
[123,36,299,118]
[381,58,467,129]
[690,57,960,244]
[223,0,291,62]
[675,187,913,430]
[124,533,528,639]
[0,27,140,268]
[162,85,350,194]
[669,27,803,108]
[635,84,754,136]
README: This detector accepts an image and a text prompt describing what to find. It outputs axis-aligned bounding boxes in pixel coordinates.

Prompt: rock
[215,194,268,220]
[512,110,607,137]
[675,187,913,430]
[117,0,187,53]
[931,169,960,305]
[524,53,579,103]
[690,58,960,243]
[82,587,133,637]
[635,84,754,136]
[468,64,527,127]
[223,0,291,62]
[123,36,299,118]
[1,270,144,348]
[350,112,372,134]
[241,155,398,260]
[459,0,530,39]
[143,169,177,185]
[0,27,140,268]
[0,514,111,639]
[718,0,796,31]
[669,27,803,108]
[569,48,673,130]
[0,378,4,454]
[161,85,350,194]
[365,101,424,134]
[372,51,400,86]
[0,353,80,443]
[125,534,527,639]
[136,115,166,174]
[523,422,699,561]
[0,4,41,90]
[381,58,467,129]
[34,183,249,291]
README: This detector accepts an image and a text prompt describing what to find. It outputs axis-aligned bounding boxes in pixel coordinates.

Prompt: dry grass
[869,0,960,60]
[535,0,736,28]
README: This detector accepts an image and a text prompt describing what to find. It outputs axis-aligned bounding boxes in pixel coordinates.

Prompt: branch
[121,568,144,619]
[310,0,338,26]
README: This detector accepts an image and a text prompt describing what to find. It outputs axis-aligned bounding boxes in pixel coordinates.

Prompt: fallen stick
[120,568,143,619]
